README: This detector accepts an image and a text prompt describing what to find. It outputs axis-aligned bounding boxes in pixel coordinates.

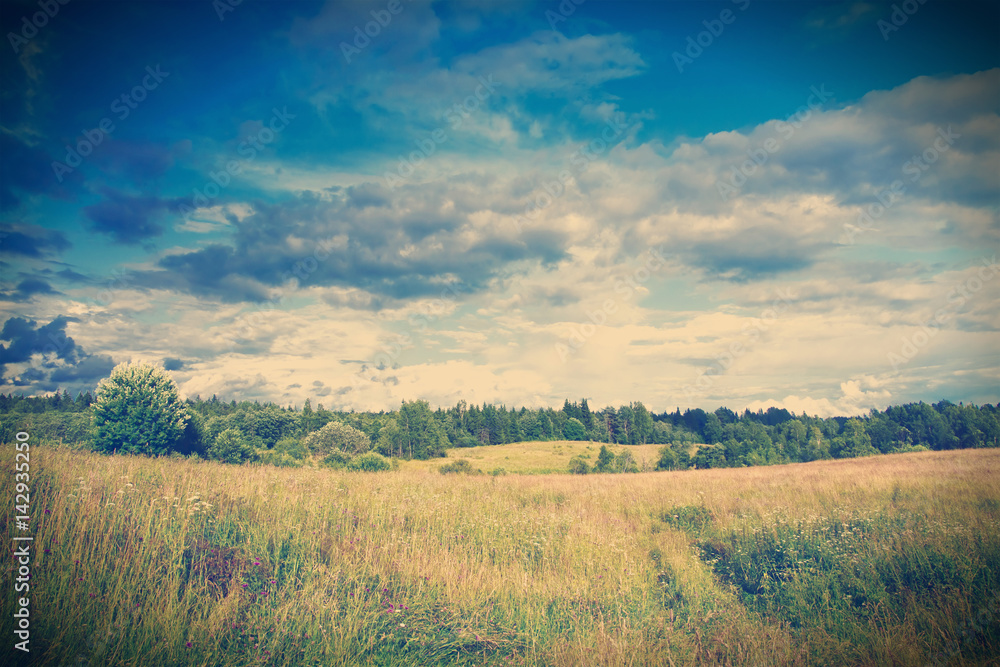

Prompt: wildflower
[185,642,192,648]
[44,509,51,515]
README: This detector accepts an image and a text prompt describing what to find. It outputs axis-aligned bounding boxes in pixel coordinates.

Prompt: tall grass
[2,445,999,665]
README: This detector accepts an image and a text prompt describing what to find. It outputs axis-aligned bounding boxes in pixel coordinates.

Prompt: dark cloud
[163,357,185,371]
[132,187,566,304]
[346,183,390,209]
[83,188,186,245]
[45,354,115,390]
[0,222,71,258]
[0,315,113,393]
[0,316,79,369]
[0,133,80,210]
[55,267,92,283]
[0,277,59,302]
[687,231,824,282]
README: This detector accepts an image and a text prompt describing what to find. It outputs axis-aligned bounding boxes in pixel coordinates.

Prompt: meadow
[3,443,999,666]
[402,440,668,475]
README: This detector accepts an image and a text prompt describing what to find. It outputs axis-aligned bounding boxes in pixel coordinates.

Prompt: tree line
[1,364,998,471]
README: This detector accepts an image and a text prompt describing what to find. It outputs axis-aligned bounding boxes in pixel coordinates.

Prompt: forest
[2,385,997,471]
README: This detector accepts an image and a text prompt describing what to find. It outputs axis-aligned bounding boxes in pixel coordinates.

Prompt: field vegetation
[3,444,999,666]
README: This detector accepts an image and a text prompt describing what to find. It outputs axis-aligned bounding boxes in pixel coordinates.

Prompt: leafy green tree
[397,400,448,459]
[596,444,614,472]
[208,428,258,464]
[656,445,679,470]
[303,420,371,456]
[568,455,590,474]
[614,449,639,473]
[693,444,726,469]
[92,362,189,456]
[376,418,405,457]
[802,426,831,461]
[837,419,877,458]
[563,417,585,441]
[632,402,654,444]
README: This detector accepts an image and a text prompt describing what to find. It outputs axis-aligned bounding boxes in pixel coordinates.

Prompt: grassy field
[3,443,999,666]
[402,440,667,474]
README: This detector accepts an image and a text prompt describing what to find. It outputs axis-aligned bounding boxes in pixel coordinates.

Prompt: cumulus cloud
[0,315,115,393]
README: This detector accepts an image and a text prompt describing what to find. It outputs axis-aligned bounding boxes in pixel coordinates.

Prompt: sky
[0,0,998,417]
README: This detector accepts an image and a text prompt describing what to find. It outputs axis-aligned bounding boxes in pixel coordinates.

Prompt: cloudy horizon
[1,0,998,418]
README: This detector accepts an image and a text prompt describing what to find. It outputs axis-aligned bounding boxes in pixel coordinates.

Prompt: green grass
[2,444,999,666]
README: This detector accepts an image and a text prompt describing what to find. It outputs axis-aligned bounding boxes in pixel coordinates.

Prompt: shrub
[92,362,189,456]
[273,436,308,460]
[258,450,302,468]
[322,449,353,469]
[614,450,639,473]
[207,428,258,465]
[568,456,590,475]
[439,459,481,475]
[347,451,392,472]
[490,467,508,476]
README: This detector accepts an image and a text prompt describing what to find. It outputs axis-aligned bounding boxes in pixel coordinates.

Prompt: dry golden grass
[2,445,998,666]
[401,439,665,474]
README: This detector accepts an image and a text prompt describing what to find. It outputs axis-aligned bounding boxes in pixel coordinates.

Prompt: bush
[207,428,258,465]
[439,459,481,475]
[322,449,353,469]
[614,450,639,473]
[347,451,392,472]
[490,467,508,476]
[568,456,590,475]
[273,436,308,460]
[258,450,302,468]
[454,434,480,448]
[92,362,189,456]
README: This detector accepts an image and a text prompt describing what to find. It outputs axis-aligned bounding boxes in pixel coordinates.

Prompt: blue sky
[1,0,998,416]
